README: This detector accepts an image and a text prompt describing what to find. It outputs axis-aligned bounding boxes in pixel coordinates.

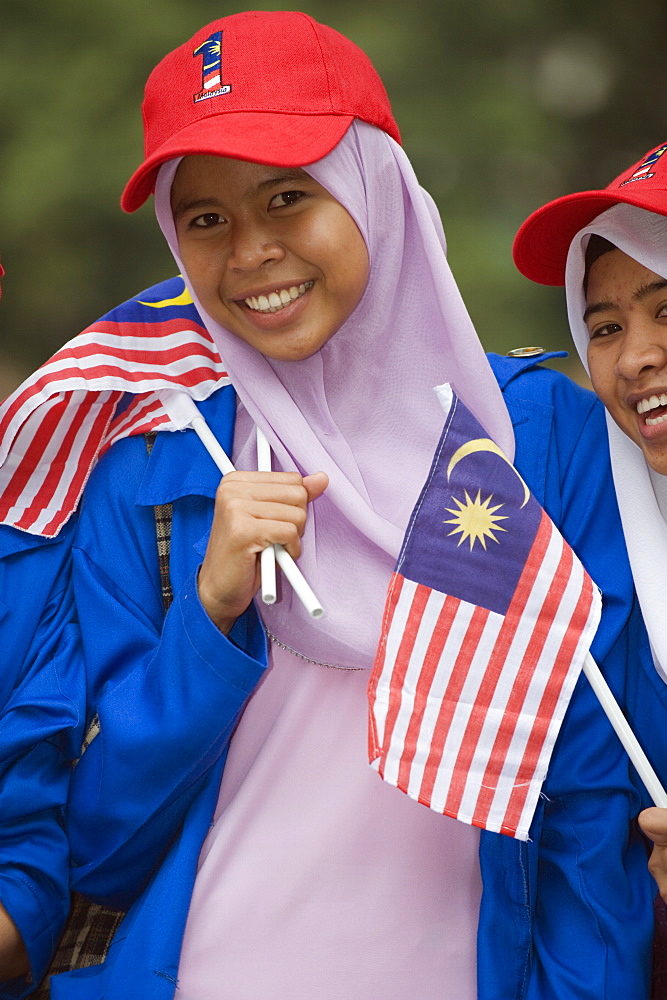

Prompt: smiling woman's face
[586,247,667,474]
[171,155,370,363]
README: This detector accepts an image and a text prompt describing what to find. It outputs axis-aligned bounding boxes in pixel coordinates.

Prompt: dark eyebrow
[254,168,310,194]
[583,300,616,323]
[171,196,224,218]
[633,279,667,302]
[583,280,667,323]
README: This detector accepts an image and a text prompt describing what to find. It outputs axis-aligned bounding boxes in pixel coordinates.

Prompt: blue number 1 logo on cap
[193,31,232,103]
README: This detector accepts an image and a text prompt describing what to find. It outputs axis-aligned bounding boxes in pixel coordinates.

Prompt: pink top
[176,642,481,999]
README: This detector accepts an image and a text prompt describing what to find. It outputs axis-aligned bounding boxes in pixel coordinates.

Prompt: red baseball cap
[122,10,401,213]
[513,141,667,286]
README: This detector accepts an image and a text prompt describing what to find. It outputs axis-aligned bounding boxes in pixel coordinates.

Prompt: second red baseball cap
[513,141,667,286]
[122,10,401,213]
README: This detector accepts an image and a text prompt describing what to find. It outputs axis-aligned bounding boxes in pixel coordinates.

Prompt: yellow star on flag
[444,489,508,551]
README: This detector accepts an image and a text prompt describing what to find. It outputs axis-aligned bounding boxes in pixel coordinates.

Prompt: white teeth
[637,393,667,414]
[646,412,667,426]
[244,281,312,313]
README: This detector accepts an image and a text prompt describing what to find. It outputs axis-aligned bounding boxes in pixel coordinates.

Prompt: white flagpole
[256,426,277,606]
[157,389,323,619]
[583,654,667,806]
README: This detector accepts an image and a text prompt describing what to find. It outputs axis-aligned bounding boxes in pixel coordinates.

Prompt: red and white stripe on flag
[368,506,601,841]
[0,278,229,536]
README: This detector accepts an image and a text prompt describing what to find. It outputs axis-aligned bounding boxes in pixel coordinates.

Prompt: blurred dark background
[1,0,665,393]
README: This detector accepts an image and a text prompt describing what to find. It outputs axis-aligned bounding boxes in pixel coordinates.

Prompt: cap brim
[513,185,667,286]
[121,111,355,212]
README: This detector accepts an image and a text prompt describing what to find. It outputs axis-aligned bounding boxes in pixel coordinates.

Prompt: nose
[614,319,667,380]
[226,218,286,272]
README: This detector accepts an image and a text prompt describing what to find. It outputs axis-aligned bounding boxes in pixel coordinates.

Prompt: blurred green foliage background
[1,0,665,392]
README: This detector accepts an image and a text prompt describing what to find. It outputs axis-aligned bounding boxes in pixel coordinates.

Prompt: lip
[638,415,667,441]
[230,279,315,332]
[627,388,667,410]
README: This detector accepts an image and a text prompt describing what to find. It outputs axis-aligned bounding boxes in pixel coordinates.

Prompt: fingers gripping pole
[157,390,324,618]
[187,409,323,618]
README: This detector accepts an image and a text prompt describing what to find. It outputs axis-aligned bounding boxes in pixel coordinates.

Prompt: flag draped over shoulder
[0,277,229,537]
[368,387,601,841]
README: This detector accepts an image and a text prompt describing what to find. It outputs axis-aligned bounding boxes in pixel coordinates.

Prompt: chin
[639,442,667,476]
[646,456,667,477]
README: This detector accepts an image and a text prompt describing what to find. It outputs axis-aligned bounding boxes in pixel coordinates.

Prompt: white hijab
[565,202,667,681]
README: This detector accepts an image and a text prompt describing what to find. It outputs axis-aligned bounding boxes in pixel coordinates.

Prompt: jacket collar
[485,350,566,390]
[0,519,76,558]
[135,384,237,507]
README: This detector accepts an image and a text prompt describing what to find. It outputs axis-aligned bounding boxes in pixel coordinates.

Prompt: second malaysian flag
[368,386,601,840]
[0,276,229,537]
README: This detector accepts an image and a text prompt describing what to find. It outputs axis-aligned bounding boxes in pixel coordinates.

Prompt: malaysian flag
[0,276,229,537]
[368,387,601,841]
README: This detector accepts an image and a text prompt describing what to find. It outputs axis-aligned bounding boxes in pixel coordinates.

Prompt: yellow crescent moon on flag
[138,281,194,309]
[447,438,530,508]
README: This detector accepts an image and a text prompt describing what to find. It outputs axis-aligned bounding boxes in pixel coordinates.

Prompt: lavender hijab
[155,120,514,670]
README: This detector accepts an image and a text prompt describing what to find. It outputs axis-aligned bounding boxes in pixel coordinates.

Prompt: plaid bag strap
[146,432,174,612]
[31,897,125,997]
[32,435,175,996]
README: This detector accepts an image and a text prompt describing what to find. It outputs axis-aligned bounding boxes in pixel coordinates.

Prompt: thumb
[639,807,667,846]
[303,471,329,502]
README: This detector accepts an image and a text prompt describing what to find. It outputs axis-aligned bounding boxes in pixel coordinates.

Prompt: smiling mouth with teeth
[637,393,667,426]
[244,281,313,314]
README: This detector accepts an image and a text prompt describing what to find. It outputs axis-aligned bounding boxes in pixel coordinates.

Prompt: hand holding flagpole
[157,389,323,619]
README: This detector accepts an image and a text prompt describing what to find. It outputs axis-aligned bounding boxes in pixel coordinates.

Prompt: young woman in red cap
[0,11,652,998]
[514,140,667,997]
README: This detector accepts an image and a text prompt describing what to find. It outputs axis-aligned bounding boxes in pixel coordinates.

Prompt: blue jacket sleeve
[485,358,653,998]
[67,435,268,910]
[0,526,84,997]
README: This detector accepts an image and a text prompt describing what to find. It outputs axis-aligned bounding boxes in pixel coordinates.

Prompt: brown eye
[269,191,304,209]
[192,213,223,228]
[591,322,622,340]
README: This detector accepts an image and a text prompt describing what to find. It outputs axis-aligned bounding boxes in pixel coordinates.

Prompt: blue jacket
[52,347,653,998]
[0,520,83,997]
